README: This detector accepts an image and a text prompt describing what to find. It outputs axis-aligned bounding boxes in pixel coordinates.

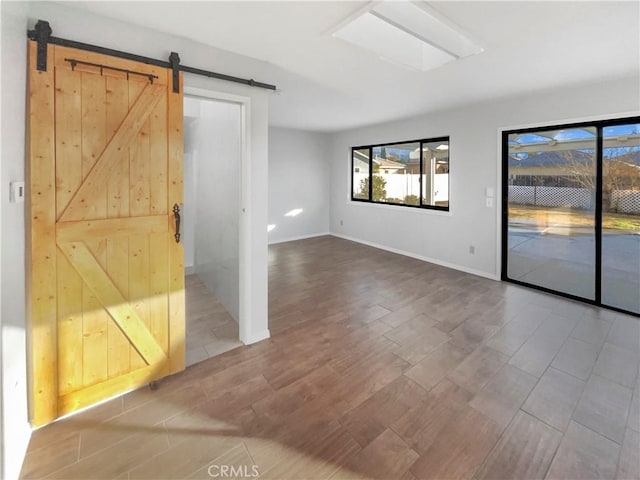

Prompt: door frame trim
[182,86,255,344]
[498,112,640,317]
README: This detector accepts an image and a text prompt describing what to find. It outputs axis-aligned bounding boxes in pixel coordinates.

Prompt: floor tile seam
[473,409,563,480]
[500,314,549,362]
[570,375,630,447]
[518,362,582,435]
[457,402,517,480]
[587,372,635,394]
[41,422,171,480]
[570,416,626,450]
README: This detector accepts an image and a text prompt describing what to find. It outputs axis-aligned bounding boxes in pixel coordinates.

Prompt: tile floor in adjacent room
[20,236,640,479]
[185,274,242,367]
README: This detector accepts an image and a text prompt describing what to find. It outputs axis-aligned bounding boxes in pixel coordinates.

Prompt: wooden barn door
[27,41,185,426]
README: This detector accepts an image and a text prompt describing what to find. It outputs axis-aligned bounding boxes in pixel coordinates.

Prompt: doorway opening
[502,116,640,316]
[183,94,243,365]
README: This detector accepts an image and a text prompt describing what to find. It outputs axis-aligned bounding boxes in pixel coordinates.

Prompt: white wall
[329,76,640,279]
[268,127,330,243]
[1,2,30,479]
[187,98,242,321]
[0,3,271,478]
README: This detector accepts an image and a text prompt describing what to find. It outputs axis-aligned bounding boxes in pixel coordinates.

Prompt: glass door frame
[501,115,640,318]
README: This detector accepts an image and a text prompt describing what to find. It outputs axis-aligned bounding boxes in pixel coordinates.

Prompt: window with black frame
[351,137,449,210]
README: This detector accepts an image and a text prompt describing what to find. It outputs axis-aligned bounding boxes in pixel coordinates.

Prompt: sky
[509,123,640,160]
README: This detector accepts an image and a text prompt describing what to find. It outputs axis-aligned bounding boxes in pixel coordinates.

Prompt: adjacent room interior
[0,1,639,480]
[183,95,243,365]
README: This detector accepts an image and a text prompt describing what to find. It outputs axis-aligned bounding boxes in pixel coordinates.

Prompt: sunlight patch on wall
[284,208,303,217]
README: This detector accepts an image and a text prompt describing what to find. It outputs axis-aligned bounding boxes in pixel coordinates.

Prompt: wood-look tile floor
[20,236,640,479]
[185,274,242,366]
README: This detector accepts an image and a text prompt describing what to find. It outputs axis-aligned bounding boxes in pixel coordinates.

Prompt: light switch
[486,197,493,208]
[485,187,494,198]
[10,182,25,203]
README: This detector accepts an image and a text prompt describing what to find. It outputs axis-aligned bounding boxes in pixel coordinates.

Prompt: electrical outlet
[469,245,475,254]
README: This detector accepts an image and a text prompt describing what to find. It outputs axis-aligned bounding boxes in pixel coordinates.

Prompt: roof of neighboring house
[354,150,369,162]
[509,150,640,168]
[354,150,407,170]
[355,148,448,168]
[373,157,406,170]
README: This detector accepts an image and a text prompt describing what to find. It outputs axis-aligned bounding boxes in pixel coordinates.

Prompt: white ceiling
[59,1,639,132]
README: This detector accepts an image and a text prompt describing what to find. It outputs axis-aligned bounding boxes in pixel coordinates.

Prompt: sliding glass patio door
[601,123,640,313]
[502,117,640,316]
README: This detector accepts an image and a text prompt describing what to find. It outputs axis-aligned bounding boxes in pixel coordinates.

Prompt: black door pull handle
[173,203,181,243]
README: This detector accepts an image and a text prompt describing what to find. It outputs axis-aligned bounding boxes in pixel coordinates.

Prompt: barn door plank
[54,66,84,396]
[105,75,132,378]
[149,89,170,353]
[80,72,109,387]
[55,68,82,217]
[128,80,151,370]
[28,42,58,426]
[167,70,185,374]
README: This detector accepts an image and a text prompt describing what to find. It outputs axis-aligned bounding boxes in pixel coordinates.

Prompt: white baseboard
[241,328,271,345]
[185,265,195,275]
[330,233,499,281]
[268,231,331,245]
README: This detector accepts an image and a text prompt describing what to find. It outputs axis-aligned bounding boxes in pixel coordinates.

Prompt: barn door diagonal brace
[27,20,52,71]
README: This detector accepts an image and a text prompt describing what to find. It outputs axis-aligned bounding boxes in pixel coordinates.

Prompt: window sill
[348,199,453,216]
